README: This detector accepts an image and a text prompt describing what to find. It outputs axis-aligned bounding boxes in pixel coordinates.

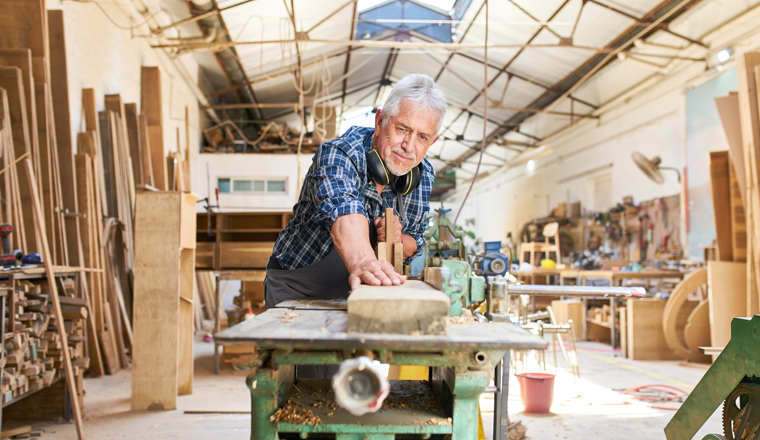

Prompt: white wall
[49,1,201,174]
[194,153,316,211]
[444,76,689,250]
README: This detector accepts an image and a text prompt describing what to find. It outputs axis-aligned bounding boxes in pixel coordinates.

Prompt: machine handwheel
[723,382,760,440]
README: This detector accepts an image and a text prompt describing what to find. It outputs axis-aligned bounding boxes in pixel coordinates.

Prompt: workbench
[215,300,546,440]
[558,269,684,348]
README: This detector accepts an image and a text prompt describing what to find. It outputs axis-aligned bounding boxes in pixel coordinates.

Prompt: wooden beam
[24,157,85,439]
[0,67,35,253]
[49,9,81,267]
[140,67,167,190]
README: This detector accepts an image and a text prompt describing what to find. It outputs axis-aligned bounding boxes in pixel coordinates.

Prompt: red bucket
[516,372,555,414]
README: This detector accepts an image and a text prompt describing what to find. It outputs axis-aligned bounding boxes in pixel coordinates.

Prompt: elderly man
[265,73,446,309]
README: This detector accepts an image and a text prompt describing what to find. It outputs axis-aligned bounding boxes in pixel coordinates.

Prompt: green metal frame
[248,347,504,440]
[424,209,466,267]
[435,259,485,317]
[665,315,760,440]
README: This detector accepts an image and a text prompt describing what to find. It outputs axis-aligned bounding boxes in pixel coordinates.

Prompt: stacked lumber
[2,279,87,410]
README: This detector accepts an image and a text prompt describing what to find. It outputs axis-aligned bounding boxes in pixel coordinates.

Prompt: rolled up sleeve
[311,145,368,232]
[401,161,434,264]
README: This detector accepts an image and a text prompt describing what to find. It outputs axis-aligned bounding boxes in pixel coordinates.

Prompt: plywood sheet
[710,151,733,261]
[550,300,583,340]
[627,299,681,361]
[132,192,181,410]
[715,92,746,204]
[707,261,747,362]
[0,67,35,253]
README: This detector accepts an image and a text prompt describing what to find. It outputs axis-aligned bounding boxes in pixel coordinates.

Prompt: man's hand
[331,213,405,290]
[347,257,404,290]
[374,214,403,244]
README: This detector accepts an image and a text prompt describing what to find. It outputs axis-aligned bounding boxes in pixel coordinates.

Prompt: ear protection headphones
[366,149,422,195]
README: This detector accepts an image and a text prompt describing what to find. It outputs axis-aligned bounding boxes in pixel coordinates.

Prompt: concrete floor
[23,336,723,440]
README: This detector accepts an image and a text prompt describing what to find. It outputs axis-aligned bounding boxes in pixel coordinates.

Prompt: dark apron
[265,249,351,309]
[265,227,377,379]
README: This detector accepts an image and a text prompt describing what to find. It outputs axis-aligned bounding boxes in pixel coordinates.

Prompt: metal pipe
[507,284,646,297]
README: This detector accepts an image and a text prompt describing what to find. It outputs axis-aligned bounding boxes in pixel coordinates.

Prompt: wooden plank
[709,151,732,261]
[132,192,182,410]
[730,161,747,263]
[0,49,41,208]
[74,153,104,377]
[124,103,144,185]
[23,157,85,439]
[219,242,275,269]
[178,248,194,395]
[49,10,80,267]
[0,89,26,253]
[139,114,154,187]
[34,81,58,265]
[707,261,747,362]
[81,89,108,217]
[141,67,167,190]
[550,299,583,340]
[0,67,34,253]
[715,92,746,205]
[626,299,695,361]
[737,53,760,324]
[0,0,49,60]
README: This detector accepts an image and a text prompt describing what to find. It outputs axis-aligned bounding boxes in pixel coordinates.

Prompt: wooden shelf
[3,376,63,408]
[587,318,612,328]
[195,211,291,270]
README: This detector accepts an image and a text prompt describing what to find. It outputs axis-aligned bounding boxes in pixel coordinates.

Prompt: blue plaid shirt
[271,126,433,270]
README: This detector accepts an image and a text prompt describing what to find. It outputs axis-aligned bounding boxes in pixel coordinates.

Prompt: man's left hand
[374,214,403,244]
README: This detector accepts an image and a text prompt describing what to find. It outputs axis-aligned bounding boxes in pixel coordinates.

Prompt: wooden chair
[519,222,561,267]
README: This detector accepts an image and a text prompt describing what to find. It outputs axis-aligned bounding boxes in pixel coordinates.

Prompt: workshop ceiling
[161,0,760,180]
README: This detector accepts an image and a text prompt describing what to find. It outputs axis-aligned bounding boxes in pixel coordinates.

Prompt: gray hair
[381,74,447,134]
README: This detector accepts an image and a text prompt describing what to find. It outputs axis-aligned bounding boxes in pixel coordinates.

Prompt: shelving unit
[132,191,197,411]
[196,211,292,270]
[1,269,88,424]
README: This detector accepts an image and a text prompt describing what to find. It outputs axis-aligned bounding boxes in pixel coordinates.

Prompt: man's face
[373,100,439,176]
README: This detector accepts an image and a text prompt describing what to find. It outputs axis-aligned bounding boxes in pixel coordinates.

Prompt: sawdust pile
[274,311,300,323]
[269,384,323,426]
[448,309,479,324]
[269,402,321,426]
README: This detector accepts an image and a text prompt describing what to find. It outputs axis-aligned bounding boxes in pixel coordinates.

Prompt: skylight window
[356,0,468,43]
[358,0,457,13]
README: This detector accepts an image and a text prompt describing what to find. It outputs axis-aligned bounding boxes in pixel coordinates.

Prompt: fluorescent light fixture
[717,49,731,63]
[507,145,552,168]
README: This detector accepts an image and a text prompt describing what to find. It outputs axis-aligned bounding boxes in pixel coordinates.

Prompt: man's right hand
[347,257,404,290]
